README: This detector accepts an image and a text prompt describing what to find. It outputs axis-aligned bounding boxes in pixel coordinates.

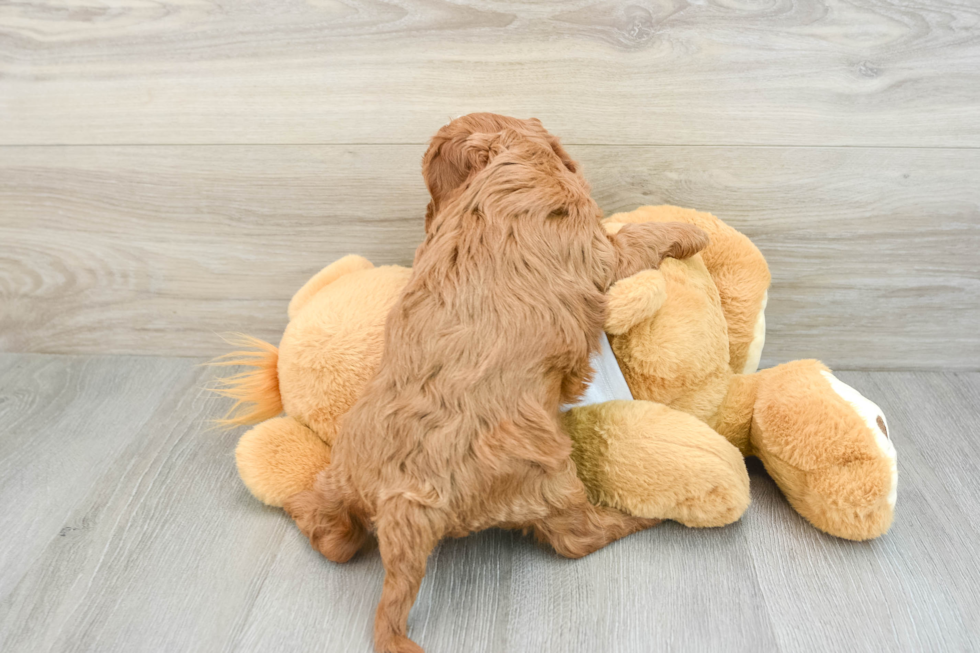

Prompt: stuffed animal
[590,206,897,540]
[216,255,752,530]
[216,206,896,541]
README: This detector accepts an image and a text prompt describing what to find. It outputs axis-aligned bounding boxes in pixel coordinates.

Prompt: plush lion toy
[583,206,897,540]
[216,206,896,541]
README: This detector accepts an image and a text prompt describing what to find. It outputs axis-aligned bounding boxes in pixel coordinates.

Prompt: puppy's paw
[376,634,425,653]
[612,221,710,280]
[282,488,322,538]
[285,485,367,562]
[660,222,709,261]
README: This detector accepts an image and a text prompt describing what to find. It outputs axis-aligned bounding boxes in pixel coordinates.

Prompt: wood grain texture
[2,145,977,368]
[743,371,980,652]
[1,0,979,146]
[0,354,192,599]
[1,357,978,652]
[0,358,289,653]
[502,522,779,653]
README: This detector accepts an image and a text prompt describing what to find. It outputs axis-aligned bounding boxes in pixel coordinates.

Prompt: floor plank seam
[2,144,980,150]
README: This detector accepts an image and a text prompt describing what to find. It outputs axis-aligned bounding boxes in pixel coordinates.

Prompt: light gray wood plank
[0,362,288,653]
[587,146,980,372]
[743,371,980,653]
[501,522,779,653]
[2,145,977,369]
[231,527,518,653]
[225,534,386,653]
[854,372,980,531]
[411,530,516,652]
[2,358,979,652]
[0,144,427,358]
[0,354,193,599]
[1,1,978,146]
[235,506,777,653]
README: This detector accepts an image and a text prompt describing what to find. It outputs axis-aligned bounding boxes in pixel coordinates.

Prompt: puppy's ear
[546,135,578,174]
[421,130,512,230]
[424,199,437,232]
[422,133,494,230]
[526,117,578,174]
[422,134,466,232]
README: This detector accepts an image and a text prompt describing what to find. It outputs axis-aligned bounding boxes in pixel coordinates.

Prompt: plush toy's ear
[605,269,668,335]
[288,254,374,320]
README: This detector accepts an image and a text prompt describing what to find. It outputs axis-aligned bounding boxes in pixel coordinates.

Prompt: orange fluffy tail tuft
[208,334,283,428]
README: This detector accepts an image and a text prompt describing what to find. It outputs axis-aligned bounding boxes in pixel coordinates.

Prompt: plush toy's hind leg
[236,416,331,507]
[750,360,897,541]
[564,400,751,528]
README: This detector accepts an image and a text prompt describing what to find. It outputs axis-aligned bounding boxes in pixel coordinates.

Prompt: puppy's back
[335,130,610,509]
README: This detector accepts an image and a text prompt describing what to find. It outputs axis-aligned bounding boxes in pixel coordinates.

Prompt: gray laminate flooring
[0,353,977,653]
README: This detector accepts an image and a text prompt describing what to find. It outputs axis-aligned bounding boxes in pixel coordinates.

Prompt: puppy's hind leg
[532,460,660,559]
[373,498,443,653]
[283,468,368,563]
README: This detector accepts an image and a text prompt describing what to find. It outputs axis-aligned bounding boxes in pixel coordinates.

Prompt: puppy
[286,115,708,653]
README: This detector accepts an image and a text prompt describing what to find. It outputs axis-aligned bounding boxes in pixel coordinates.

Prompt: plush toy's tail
[209,334,283,428]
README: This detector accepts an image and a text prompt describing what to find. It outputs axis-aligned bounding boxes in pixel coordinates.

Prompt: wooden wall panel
[2,145,977,369]
[1,0,978,146]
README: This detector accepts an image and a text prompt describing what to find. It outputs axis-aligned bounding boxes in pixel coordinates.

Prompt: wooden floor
[0,353,977,653]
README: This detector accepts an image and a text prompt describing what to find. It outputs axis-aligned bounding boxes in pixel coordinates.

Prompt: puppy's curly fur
[285,114,708,653]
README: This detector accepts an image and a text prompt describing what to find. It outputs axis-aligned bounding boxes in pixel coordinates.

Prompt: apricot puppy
[285,115,707,653]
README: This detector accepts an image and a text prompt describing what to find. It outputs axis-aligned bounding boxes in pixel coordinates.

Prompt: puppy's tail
[208,334,283,428]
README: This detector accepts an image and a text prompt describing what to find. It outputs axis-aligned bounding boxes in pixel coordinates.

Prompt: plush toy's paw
[604,206,771,375]
[819,370,897,506]
[236,416,331,507]
[605,269,667,335]
[564,400,750,528]
[752,360,897,541]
